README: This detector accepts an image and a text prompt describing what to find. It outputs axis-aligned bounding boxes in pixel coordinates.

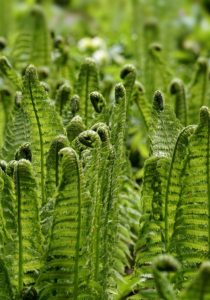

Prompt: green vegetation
[1,0,210,299]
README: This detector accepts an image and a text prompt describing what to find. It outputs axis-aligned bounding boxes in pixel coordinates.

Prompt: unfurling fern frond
[14,159,43,294]
[22,65,63,205]
[170,78,188,127]
[38,147,90,300]
[171,106,210,283]
[149,90,182,158]
[0,56,22,90]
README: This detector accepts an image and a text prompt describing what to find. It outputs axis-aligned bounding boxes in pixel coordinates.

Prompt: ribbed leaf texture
[14,159,43,293]
[38,147,90,300]
[0,259,13,300]
[172,107,210,282]
[1,92,31,162]
[149,90,182,158]
[76,57,99,127]
[22,65,63,205]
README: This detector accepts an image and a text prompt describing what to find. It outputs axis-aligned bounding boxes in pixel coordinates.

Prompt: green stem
[16,166,23,294]
[28,76,45,205]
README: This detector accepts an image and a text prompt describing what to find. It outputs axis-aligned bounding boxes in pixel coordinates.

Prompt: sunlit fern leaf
[181,261,210,299]
[187,57,209,124]
[91,123,118,293]
[38,147,90,300]
[149,90,182,158]
[45,135,69,201]
[152,255,180,300]
[0,258,13,300]
[170,79,188,127]
[135,157,170,298]
[76,130,104,288]
[22,65,63,205]
[0,56,22,90]
[76,57,99,127]
[1,92,31,162]
[55,82,72,116]
[164,126,195,250]
[132,81,151,131]
[171,107,210,283]
[62,94,80,127]
[12,5,51,70]
[14,159,43,293]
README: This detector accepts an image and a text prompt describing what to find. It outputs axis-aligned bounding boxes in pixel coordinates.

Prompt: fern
[76,58,99,127]
[38,147,90,300]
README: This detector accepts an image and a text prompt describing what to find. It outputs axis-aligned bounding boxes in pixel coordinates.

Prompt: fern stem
[16,165,23,294]
[73,155,81,299]
[28,74,45,205]
[207,113,210,256]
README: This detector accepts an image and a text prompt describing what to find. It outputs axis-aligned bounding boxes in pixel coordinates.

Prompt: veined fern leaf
[38,147,90,300]
[76,58,99,127]
[1,91,31,162]
[22,65,63,205]
[172,107,210,282]
[14,159,43,293]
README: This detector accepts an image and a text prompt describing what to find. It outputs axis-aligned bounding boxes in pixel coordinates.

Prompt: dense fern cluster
[0,1,210,300]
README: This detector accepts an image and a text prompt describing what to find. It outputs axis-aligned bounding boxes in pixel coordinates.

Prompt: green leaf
[76,58,99,127]
[0,258,13,300]
[187,57,209,124]
[170,78,188,127]
[38,147,90,300]
[14,159,43,292]
[22,64,63,205]
[1,92,31,162]
[172,107,210,281]
[149,90,182,158]
[181,261,210,299]
[0,56,22,90]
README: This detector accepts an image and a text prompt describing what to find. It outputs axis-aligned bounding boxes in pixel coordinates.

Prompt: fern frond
[0,258,13,300]
[38,147,90,300]
[149,90,182,158]
[66,116,86,143]
[132,81,151,130]
[12,5,51,69]
[45,134,69,200]
[23,65,63,205]
[76,58,99,126]
[152,255,179,300]
[172,107,210,281]
[187,57,209,124]
[0,56,22,90]
[14,159,43,292]
[181,261,210,299]
[170,78,188,126]
[1,92,31,162]
[55,82,72,116]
